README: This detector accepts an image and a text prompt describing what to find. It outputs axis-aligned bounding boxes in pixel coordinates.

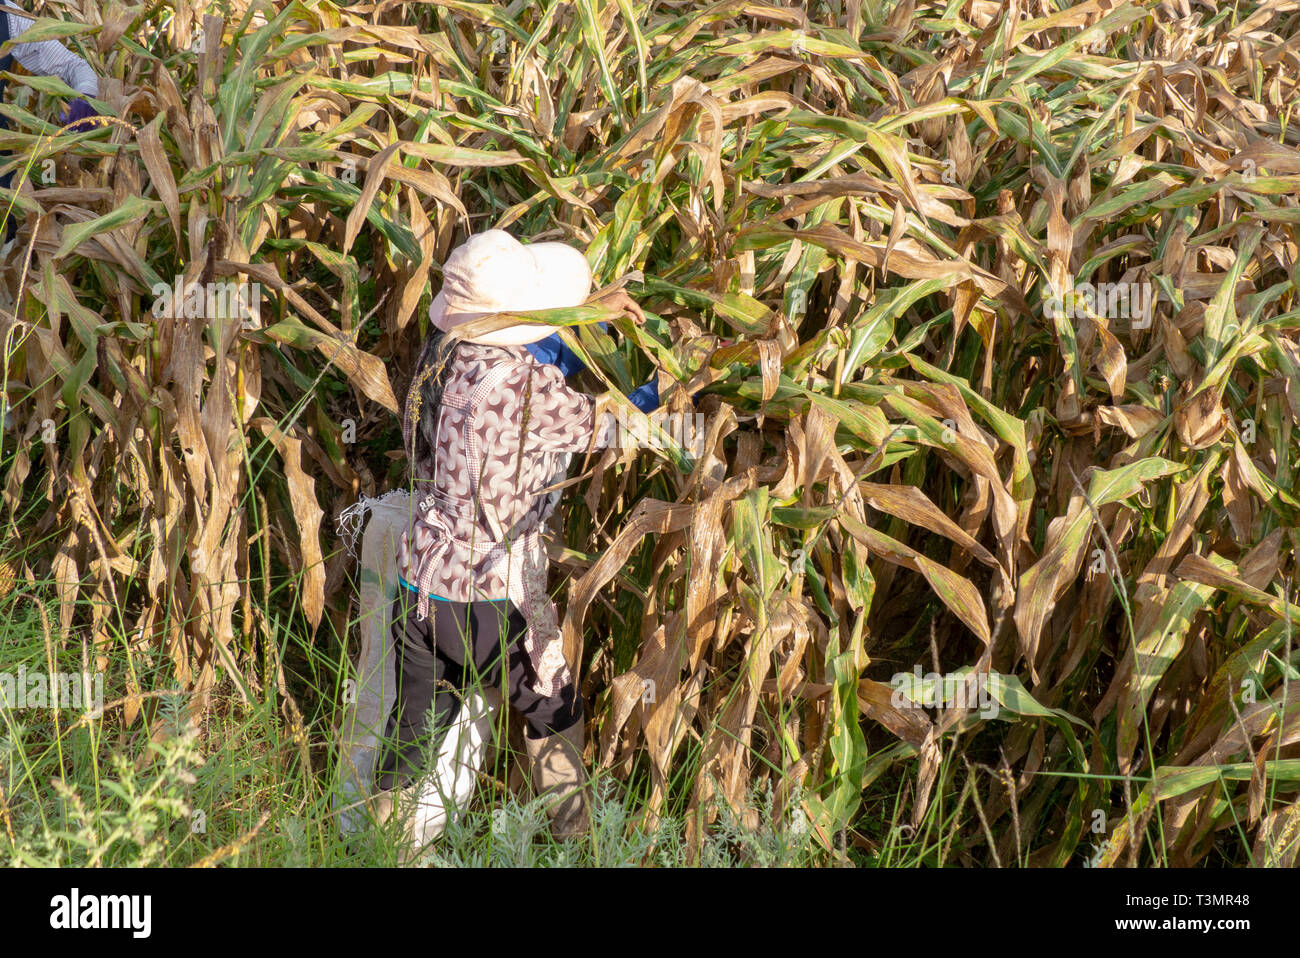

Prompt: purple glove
[59,98,98,132]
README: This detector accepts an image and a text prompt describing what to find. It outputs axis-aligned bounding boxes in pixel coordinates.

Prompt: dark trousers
[1,167,15,244]
[374,587,582,792]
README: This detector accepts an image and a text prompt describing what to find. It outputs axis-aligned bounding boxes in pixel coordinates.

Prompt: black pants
[1,167,15,244]
[374,587,582,792]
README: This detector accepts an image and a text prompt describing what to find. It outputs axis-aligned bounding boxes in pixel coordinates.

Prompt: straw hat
[429,229,593,346]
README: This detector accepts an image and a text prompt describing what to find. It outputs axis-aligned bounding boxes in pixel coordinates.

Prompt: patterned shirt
[2,6,99,96]
[395,342,614,696]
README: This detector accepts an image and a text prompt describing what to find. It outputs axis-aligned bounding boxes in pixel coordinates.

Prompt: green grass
[3,572,1287,867]
[0,585,831,867]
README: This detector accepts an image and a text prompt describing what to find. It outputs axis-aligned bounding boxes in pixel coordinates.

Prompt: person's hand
[591,290,645,325]
[59,99,98,133]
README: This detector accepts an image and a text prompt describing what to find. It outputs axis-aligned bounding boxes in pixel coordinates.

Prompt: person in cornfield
[1,2,101,245]
[374,228,659,841]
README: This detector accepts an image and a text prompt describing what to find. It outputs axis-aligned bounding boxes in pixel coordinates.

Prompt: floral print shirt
[395,342,608,696]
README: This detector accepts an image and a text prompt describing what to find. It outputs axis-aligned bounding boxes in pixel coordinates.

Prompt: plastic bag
[333,491,501,847]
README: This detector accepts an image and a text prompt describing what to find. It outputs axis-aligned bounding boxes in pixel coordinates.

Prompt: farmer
[0,2,101,244]
[375,228,659,840]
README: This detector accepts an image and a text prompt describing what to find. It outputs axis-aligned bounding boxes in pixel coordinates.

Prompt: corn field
[2,0,1300,867]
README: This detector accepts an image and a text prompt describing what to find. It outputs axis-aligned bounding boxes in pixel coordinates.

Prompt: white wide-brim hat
[429,229,594,346]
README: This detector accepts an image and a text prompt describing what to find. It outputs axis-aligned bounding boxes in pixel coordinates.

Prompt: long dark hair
[406,327,461,473]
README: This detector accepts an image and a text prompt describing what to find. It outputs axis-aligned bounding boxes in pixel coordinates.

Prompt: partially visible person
[1,2,101,243]
[376,229,663,843]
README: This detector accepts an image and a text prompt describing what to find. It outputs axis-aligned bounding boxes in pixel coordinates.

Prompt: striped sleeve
[4,9,99,96]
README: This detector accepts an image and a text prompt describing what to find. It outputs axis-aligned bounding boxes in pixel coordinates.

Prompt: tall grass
[1,0,1298,865]
[0,589,830,866]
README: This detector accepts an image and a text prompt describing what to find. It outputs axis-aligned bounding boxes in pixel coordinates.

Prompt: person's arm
[517,361,627,455]
[626,379,659,413]
[527,289,665,413]
[526,325,662,411]
[4,8,99,96]
[524,329,597,379]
